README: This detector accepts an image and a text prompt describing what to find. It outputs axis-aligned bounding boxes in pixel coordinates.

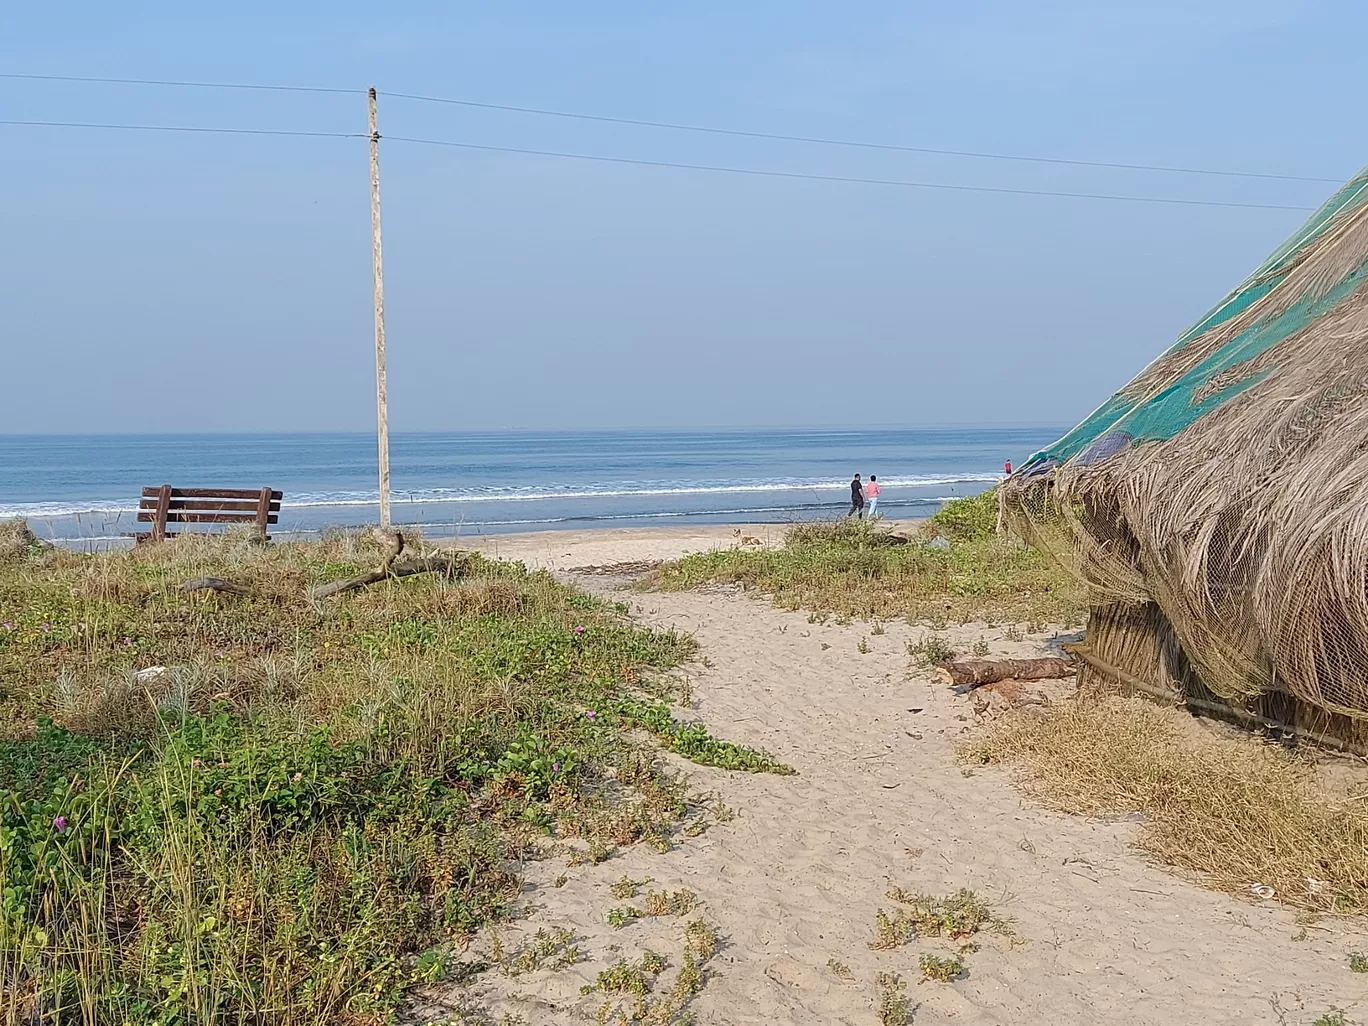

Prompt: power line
[2,70,1341,185]
[0,119,362,140]
[386,135,1318,212]
[0,117,1319,210]
[0,71,357,95]
[386,91,1343,186]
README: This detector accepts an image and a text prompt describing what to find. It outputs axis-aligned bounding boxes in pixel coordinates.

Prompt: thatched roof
[1003,165,1368,719]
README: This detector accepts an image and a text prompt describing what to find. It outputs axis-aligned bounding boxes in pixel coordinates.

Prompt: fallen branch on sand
[310,554,471,600]
[178,530,473,601]
[946,656,1075,688]
[309,529,472,600]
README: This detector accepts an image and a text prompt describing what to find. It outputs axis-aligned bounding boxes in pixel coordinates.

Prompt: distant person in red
[1004,460,1012,476]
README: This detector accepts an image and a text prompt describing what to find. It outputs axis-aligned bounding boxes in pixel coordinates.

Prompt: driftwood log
[306,526,472,600]
[309,553,471,600]
[945,656,1075,688]
[372,526,405,572]
[178,530,472,602]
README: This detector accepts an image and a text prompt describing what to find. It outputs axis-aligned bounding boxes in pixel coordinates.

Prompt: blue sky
[2,1,1362,432]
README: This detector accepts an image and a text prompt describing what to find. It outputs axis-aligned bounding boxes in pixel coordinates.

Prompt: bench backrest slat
[136,511,281,525]
[140,487,283,501]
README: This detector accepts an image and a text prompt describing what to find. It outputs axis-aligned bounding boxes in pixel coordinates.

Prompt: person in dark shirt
[849,474,865,518]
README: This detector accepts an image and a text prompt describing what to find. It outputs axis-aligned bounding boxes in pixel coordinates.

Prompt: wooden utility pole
[368,86,392,529]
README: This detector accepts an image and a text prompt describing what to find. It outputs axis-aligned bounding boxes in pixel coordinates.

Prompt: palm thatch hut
[1002,166,1368,746]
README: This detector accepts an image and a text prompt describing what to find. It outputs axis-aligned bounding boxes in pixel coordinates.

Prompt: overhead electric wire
[385,91,1343,186]
[1,70,1341,185]
[0,71,358,96]
[384,134,1318,211]
[0,119,363,140]
[0,117,1320,211]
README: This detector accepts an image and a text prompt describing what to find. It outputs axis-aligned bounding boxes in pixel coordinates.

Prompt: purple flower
[574,625,585,635]
[40,623,51,634]
[552,762,561,773]
[586,710,597,720]
[52,815,68,833]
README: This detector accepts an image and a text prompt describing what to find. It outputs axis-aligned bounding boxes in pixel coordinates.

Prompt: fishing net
[1003,166,1368,722]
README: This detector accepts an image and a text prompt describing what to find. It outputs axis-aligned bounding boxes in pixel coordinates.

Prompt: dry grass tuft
[963,695,1368,912]
[0,518,41,562]
[641,888,698,918]
[435,578,527,618]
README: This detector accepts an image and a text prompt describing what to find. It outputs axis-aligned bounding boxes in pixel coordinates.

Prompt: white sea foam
[0,475,1000,520]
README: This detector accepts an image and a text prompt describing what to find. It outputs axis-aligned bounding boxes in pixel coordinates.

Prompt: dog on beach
[733,528,762,547]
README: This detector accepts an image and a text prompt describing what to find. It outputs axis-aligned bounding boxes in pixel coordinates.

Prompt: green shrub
[930,488,999,543]
[918,952,964,983]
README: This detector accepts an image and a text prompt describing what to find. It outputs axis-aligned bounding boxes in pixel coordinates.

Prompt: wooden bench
[136,486,282,543]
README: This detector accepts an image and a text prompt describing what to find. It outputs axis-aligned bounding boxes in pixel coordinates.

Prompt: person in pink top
[864,475,881,518]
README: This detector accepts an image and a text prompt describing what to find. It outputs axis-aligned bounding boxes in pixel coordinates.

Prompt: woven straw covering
[1004,167,1368,720]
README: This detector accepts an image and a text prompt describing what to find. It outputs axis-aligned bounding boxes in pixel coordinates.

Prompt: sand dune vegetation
[0,526,788,1025]
[648,504,1086,626]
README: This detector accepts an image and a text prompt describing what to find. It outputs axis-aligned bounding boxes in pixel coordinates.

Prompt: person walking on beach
[849,474,865,518]
[864,475,881,518]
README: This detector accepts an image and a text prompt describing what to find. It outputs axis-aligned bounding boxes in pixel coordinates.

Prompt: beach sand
[424,526,1366,1025]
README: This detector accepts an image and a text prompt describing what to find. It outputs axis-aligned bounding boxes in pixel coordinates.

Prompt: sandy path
[433,529,1367,1026]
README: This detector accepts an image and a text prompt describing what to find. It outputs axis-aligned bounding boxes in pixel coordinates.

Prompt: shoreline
[43,516,929,555]
[5,427,1020,548]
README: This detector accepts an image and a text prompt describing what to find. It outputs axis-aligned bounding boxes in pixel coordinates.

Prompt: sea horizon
[0,420,1071,437]
[0,426,1065,546]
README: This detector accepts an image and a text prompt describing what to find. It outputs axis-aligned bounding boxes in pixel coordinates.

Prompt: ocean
[0,428,1062,546]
